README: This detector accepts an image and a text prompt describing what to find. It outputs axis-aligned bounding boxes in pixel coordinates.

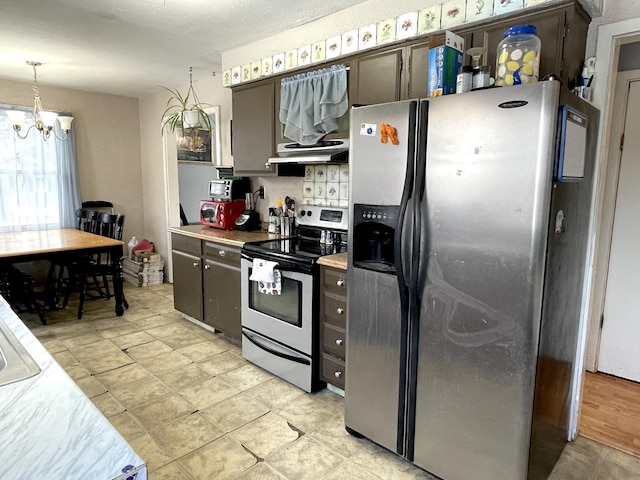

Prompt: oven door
[240,257,314,355]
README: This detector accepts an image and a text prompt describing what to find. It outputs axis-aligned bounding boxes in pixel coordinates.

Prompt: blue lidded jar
[495,25,541,86]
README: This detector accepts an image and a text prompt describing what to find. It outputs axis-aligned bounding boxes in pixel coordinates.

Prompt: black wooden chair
[63,212,126,318]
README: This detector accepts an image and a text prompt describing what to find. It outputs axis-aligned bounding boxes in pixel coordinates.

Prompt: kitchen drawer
[322,267,347,297]
[171,233,202,256]
[321,353,346,390]
[322,322,346,358]
[203,242,241,267]
[322,294,347,327]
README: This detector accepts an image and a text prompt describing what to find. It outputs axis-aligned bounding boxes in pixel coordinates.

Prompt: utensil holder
[280,216,294,236]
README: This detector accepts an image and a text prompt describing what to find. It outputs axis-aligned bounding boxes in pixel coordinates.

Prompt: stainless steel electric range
[240,205,348,392]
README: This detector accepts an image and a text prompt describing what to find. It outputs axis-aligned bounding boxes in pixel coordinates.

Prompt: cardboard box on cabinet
[428,30,465,97]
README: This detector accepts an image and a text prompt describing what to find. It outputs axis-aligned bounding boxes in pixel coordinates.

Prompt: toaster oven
[199,200,246,230]
[208,178,251,201]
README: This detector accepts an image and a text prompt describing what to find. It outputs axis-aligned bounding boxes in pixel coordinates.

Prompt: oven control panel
[297,205,348,231]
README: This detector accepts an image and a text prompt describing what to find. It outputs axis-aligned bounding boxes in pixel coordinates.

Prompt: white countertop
[0,297,146,480]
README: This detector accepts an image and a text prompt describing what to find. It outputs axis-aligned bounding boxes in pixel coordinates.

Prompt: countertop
[0,297,146,480]
[169,224,280,247]
[317,252,348,270]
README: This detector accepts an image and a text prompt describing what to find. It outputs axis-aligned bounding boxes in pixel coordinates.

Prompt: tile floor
[17,283,640,480]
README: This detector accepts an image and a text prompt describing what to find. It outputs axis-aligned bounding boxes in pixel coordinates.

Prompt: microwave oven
[208,178,250,201]
[200,200,246,230]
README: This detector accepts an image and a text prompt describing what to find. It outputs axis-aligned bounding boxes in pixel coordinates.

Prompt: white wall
[0,78,143,244]
[138,76,231,265]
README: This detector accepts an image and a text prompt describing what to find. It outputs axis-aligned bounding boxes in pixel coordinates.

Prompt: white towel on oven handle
[249,259,282,295]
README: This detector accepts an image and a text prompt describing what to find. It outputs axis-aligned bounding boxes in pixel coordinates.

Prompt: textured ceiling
[0,0,367,97]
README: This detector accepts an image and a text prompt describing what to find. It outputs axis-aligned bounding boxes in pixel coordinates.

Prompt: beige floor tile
[75,375,107,398]
[95,363,153,389]
[549,441,601,480]
[197,350,248,376]
[125,339,173,361]
[145,322,194,339]
[597,460,640,480]
[309,413,374,458]
[244,377,306,411]
[109,330,155,350]
[136,350,192,376]
[351,445,439,480]
[87,317,131,331]
[81,350,135,374]
[177,340,228,362]
[129,393,197,430]
[179,377,240,410]
[266,436,345,480]
[51,350,78,367]
[126,312,175,330]
[68,338,123,362]
[109,375,173,409]
[322,460,382,480]
[275,389,343,433]
[159,331,207,350]
[129,432,174,472]
[150,412,225,458]
[178,435,257,480]
[230,412,299,459]
[62,363,92,381]
[605,448,640,474]
[108,411,148,443]
[156,363,212,391]
[152,461,194,480]
[233,462,288,480]
[40,339,67,354]
[201,393,269,433]
[217,363,274,391]
[91,392,126,417]
[97,322,142,339]
[60,333,105,349]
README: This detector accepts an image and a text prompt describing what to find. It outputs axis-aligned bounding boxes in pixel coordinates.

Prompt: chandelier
[4,61,74,141]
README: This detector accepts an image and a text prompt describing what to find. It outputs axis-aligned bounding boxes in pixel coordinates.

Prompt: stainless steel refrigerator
[345,81,599,480]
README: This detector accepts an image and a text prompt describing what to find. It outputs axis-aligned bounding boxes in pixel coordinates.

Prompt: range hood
[268,139,349,165]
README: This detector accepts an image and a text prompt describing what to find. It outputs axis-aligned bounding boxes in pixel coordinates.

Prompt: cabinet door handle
[336,279,345,287]
[218,250,226,257]
[204,264,211,270]
[336,307,344,315]
[334,371,342,379]
[193,262,200,267]
[335,339,343,346]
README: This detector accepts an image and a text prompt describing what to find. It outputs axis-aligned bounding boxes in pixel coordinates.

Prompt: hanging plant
[161,67,213,137]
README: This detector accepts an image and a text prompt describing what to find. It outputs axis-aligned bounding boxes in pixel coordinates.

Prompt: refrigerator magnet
[360,123,377,136]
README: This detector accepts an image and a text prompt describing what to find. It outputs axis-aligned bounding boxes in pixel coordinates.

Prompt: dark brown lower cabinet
[171,233,242,340]
[171,234,203,321]
[203,242,242,340]
[320,265,347,390]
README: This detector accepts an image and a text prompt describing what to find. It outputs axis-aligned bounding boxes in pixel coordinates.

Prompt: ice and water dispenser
[352,204,399,274]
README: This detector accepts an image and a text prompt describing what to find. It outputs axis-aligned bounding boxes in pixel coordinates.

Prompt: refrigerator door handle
[404,99,430,461]
[393,100,418,455]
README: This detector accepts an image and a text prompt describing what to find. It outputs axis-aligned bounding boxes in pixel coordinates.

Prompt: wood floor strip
[579,371,640,458]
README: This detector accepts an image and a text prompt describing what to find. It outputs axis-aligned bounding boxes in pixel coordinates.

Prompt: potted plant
[161,67,213,137]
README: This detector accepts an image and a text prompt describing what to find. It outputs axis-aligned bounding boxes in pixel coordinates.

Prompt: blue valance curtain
[279,64,348,145]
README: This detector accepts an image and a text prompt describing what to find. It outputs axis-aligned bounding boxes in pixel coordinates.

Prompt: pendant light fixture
[4,61,74,141]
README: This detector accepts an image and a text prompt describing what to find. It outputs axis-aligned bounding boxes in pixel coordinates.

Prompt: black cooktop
[242,235,346,267]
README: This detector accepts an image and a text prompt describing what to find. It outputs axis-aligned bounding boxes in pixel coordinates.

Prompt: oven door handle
[242,330,310,365]
[241,252,314,275]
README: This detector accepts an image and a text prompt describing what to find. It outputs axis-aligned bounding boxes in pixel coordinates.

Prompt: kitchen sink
[0,319,41,387]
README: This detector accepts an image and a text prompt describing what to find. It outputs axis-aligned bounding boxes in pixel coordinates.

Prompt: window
[0,110,80,232]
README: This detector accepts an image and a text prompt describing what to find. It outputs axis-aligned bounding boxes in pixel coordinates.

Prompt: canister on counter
[456,66,473,94]
[495,25,541,86]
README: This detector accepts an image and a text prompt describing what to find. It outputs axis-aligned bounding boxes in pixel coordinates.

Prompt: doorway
[597,79,640,382]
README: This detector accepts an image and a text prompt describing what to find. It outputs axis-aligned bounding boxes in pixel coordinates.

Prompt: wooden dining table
[0,229,127,320]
